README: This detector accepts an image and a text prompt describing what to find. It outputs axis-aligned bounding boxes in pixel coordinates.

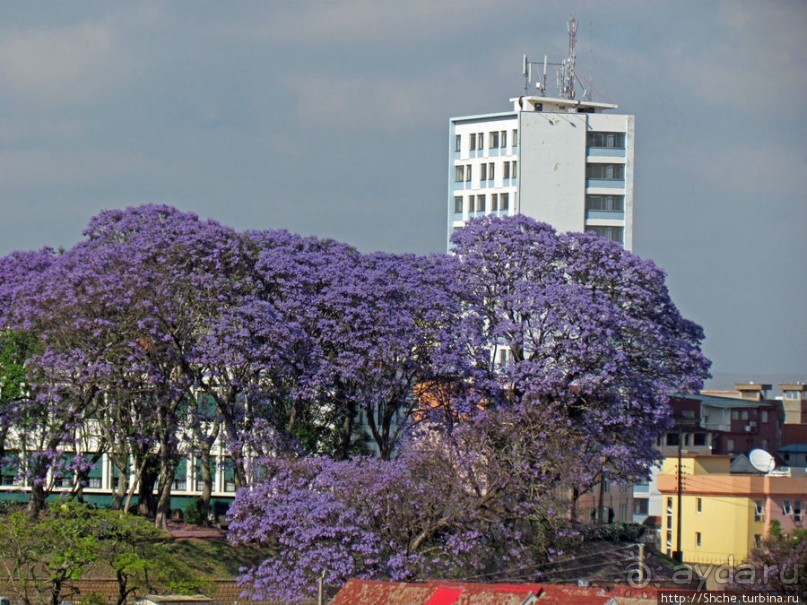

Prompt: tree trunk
[199,447,213,518]
[50,576,64,605]
[570,486,579,521]
[116,569,129,605]
[597,479,605,526]
[154,456,177,530]
[221,415,249,490]
[28,481,47,519]
[138,464,158,518]
[334,400,356,460]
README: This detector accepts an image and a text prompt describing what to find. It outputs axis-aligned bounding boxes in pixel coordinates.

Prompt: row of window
[1,453,239,493]
[456,129,518,152]
[455,130,625,153]
[660,432,710,447]
[585,225,624,244]
[586,194,624,212]
[454,161,518,183]
[586,163,625,180]
[676,497,803,524]
[454,193,511,214]
[731,409,771,422]
[457,162,623,183]
[587,131,626,149]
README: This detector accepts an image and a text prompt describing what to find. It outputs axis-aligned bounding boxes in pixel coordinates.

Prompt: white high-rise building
[447,95,634,250]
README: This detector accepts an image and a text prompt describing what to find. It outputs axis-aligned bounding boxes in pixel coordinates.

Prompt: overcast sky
[1,1,805,381]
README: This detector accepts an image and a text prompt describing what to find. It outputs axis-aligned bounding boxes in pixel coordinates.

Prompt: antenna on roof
[521,18,581,99]
[557,16,577,100]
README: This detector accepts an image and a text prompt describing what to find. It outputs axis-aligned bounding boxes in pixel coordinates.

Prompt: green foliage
[78,593,106,605]
[0,502,207,605]
[91,507,208,604]
[183,498,210,526]
[583,522,646,543]
[0,330,37,401]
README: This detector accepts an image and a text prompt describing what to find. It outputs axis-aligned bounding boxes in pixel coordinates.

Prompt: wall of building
[517,111,587,234]
[657,457,807,564]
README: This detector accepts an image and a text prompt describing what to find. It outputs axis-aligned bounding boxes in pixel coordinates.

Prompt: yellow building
[657,455,807,565]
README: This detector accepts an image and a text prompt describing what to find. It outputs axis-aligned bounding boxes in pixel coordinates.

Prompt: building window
[1,452,20,486]
[697,498,702,513]
[587,131,626,149]
[489,131,499,148]
[488,162,495,181]
[455,134,461,152]
[795,501,803,522]
[491,193,498,211]
[754,534,762,547]
[783,501,793,515]
[586,226,624,244]
[512,129,518,147]
[754,500,764,522]
[87,476,102,489]
[498,348,507,366]
[503,162,510,179]
[512,160,517,178]
[586,195,624,212]
[634,498,648,515]
[727,438,735,453]
[693,433,706,446]
[696,532,702,548]
[455,165,465,182]
[480,163,487,181]
[667,497,674,514]
[469,133,476,150]
[587,163,625,180]
[454,196,463,214]
[500,193,509,211]
[500,130,507,148]
[732,410,739,420]
[465,164,472,182]
[476,194,486,212]
[761,410,769,423]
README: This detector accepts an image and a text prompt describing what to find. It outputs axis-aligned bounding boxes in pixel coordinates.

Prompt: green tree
[0,503,206,605]
[93,508,207,605]
[729,523,806,595]
[0,503,99,605]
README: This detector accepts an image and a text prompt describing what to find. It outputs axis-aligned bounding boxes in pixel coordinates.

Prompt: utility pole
[638,542,646,584]
[673,427,684,563]
[317,570,325,605]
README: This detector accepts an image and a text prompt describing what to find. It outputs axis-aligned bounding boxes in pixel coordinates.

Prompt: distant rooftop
[509,95,618,113]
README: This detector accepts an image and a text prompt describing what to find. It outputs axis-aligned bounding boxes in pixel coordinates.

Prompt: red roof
[424,586,464,605]
[331,579,667,605]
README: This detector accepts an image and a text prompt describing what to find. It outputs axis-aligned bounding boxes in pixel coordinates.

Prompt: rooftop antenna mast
[557,16,577,100]
[523,54,548,95]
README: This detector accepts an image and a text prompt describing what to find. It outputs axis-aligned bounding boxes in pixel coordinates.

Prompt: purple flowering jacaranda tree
[450,215,710,490]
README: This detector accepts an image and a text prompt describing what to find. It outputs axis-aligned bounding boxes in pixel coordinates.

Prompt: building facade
[448,96,635,250]
[657,455,807,564]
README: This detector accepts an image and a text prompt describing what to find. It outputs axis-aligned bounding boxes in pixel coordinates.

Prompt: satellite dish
[749,449,776,473]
